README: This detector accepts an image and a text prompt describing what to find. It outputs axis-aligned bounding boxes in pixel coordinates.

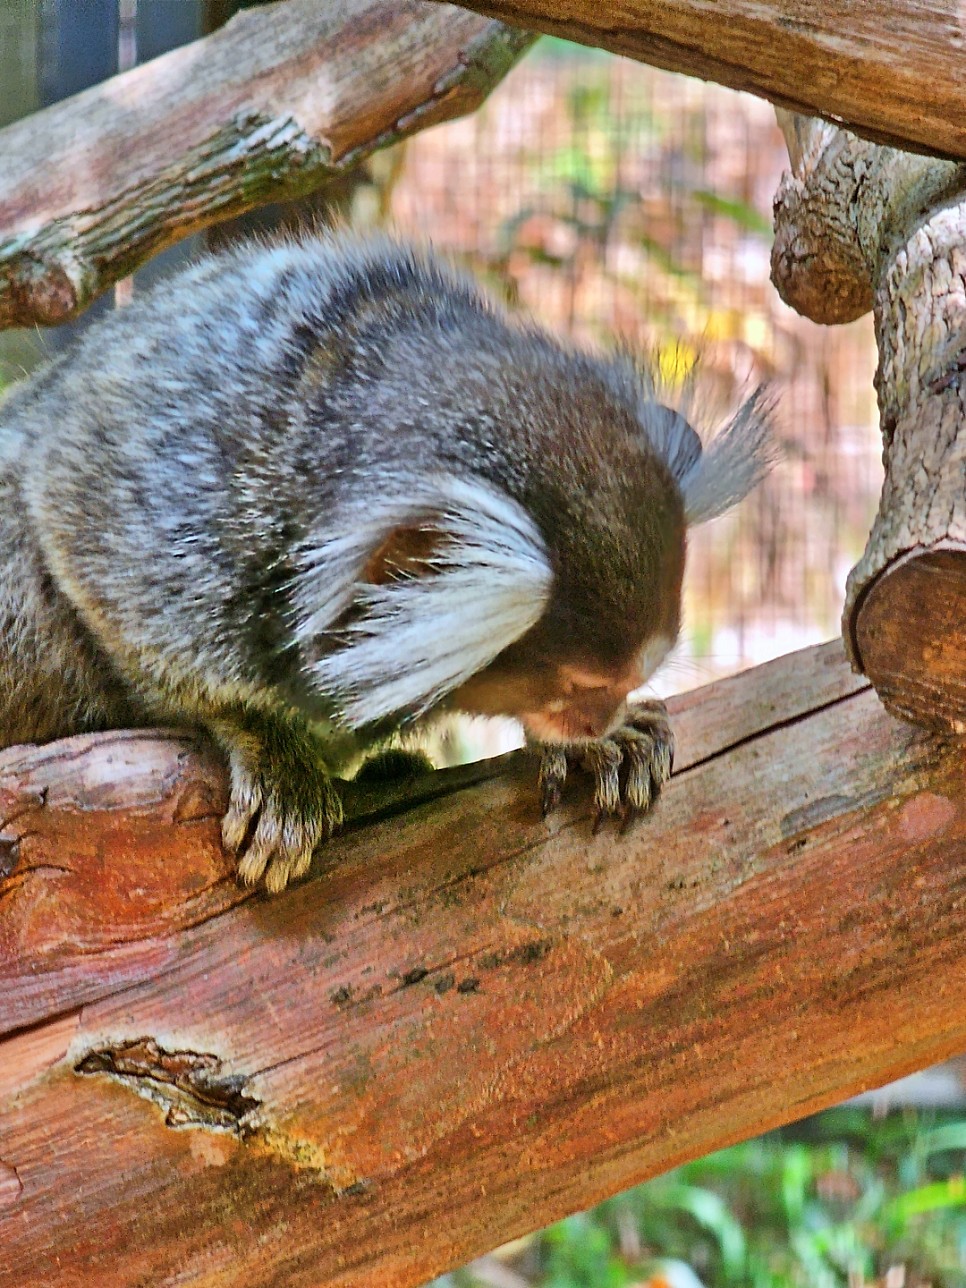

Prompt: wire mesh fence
[388,40,883,698]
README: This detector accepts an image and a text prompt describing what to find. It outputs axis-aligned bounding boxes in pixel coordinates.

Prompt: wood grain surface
[772,113,966,733]
[432,0,966,160]
[2,641,964,1286]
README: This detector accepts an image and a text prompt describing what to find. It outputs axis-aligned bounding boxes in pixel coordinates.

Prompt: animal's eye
[561,674,612,698]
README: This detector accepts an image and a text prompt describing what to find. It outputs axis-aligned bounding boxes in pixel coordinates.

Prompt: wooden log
[0,0,533,330]
[771,115,966,734]
[430,0,966,161]
[2,640,965,1287]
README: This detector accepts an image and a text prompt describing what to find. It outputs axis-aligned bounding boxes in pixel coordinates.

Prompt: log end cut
[852,544,966,735]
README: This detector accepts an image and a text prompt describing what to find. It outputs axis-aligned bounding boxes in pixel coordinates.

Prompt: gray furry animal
[0,234,774,892]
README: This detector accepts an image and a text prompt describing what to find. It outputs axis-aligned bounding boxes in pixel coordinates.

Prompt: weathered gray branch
[772,114,966,733]
[0,0,534,329]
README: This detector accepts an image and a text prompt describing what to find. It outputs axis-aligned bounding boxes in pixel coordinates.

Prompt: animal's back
[0,243,289,746]
[0,397,143,746]
[0,234,492,746]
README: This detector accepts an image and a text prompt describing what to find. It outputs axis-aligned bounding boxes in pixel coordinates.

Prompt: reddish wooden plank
[1,643,963,1286]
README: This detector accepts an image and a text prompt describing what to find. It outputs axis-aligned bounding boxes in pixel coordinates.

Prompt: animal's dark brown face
[448,633,676,741]
[449,529,685,743]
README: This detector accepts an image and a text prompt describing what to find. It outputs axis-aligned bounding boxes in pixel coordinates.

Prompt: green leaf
[691,189,772,235]
[648,1183,747,1278]
[883,1177,966,1223]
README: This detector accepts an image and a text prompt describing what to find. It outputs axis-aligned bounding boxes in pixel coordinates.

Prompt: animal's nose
[570,691,627,740]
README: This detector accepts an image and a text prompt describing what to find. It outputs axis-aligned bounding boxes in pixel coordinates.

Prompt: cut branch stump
[772,115,966,734]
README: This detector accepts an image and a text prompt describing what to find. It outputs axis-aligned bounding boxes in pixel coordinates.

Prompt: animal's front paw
[210,710,343,894]
[537,699,674,831]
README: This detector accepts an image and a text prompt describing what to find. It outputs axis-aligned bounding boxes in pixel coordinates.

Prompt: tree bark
[2,641,964,1287]
[772,115,966,734]
[0,0,533,329]
[430,0,966,162]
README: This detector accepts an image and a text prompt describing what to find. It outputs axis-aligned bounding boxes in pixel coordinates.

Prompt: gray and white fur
[0,232,774,891]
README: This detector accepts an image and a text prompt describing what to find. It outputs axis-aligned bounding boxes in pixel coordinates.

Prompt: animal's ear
[677,386,778,524]
[360,524,447,585]
[303,475,554,726]
[293,502,454,637]
[637,403,703,484]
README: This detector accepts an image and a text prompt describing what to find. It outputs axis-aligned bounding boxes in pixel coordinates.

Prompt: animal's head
[297,351,775,738]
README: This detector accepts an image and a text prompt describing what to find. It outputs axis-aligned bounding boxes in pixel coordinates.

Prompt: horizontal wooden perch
[772,115,966,734]
[2,640,965,1287]
[0,0,533,329]
[436,0,966,161]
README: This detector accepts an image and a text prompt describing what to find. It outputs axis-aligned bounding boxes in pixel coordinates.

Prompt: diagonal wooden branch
[431,0,966,162]
[2,641,964,1287]
[0,0,534,330]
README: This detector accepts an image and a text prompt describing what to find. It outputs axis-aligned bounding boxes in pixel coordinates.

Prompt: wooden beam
[430,0,966,161]
[2,641,964,1286]
[0,0,534,329]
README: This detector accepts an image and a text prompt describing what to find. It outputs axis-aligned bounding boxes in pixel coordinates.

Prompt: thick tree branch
[772,115,966,734]
[431,0,966,161]
[0,0,533,329]
[2,641,964,1287]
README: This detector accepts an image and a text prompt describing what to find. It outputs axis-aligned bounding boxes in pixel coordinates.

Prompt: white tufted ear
[676,387,777,525]
[613,350,776,526]
[636,402,704,486]
[295,475,553,726]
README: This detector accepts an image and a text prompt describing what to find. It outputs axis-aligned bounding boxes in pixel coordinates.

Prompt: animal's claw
[535,699,674,832]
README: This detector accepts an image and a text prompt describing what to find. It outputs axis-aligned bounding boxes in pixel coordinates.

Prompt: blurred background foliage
[1,9,963,1285]
[432,1109,966,1287]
